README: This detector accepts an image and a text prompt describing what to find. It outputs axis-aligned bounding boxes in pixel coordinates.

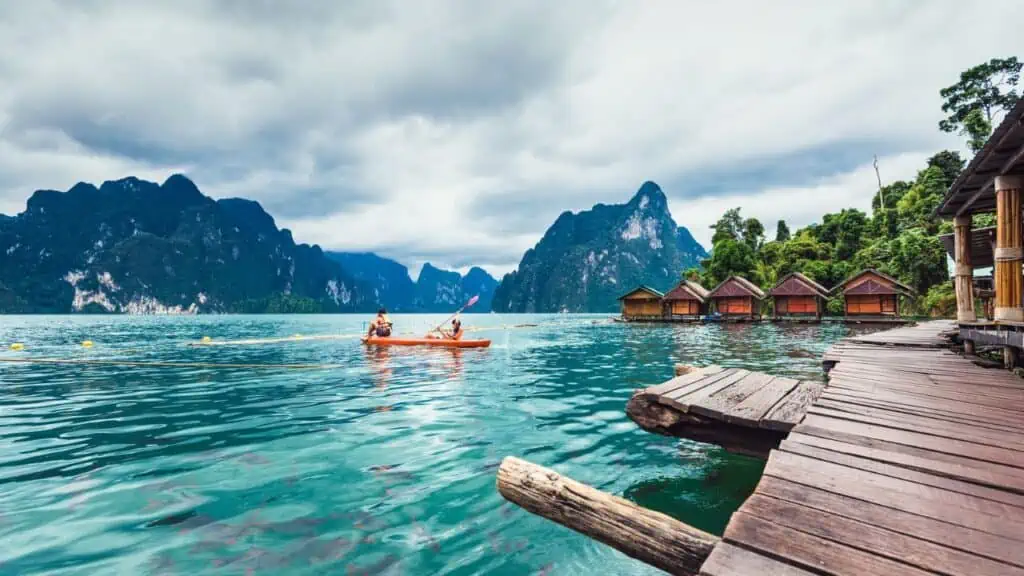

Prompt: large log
[496,456,719,575]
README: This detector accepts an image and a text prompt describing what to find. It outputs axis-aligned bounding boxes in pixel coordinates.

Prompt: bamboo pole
[953,214,976,323]
[994,175,1024,322]
[496,456,719,576]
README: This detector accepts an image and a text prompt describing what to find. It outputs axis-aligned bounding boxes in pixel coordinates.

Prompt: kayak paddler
[367,308,393,338]
[439,317,463,340]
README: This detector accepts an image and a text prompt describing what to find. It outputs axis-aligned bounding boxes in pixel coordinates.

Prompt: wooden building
[768,272,829,320]
[935,97,1024,366]
[661,279,709,320]
[831,269,914,319]
[707,276,765,320]
[617,285,664,320]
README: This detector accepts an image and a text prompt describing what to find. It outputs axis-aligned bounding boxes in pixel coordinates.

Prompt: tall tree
[774,219,791,242]
[742,217,765,251]
[710,208,743,245]
[939,57,1022,151]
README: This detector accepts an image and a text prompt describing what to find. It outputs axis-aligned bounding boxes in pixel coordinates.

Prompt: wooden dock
[702,320,1024,576]
[499,319,1024,575]
[626,366,823,458]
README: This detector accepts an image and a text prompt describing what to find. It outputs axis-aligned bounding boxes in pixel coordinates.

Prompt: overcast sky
[1,1,1022,277]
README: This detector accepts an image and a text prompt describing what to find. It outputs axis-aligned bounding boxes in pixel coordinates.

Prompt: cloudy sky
[1,1,1022,277]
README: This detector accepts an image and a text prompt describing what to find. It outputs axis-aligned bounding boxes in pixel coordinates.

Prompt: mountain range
[0,175,494,314]
[0,176,704,314]
[491,181,708,312]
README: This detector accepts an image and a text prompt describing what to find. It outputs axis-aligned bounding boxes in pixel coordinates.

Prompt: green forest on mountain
[688,57,1020,317]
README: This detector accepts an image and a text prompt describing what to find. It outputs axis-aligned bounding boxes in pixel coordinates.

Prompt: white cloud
[0,0,1022,275]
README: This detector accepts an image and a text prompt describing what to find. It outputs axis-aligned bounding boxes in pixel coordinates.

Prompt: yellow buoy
[201,336,212,343]
[81,340,94,348]
[9,343,24,351]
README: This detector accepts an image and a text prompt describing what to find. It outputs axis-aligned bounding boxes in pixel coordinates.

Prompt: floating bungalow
[831,268,914,321]
[661,279,709,321]
[935,96,1024,366]
[707,275,765,320]
[617,285,664,321]
[768,272,829,321]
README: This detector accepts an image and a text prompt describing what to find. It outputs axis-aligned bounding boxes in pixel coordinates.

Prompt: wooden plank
[799,413,1024,470]
[699,542,817,576]
[789,428,1024,494]
[689,371,774,419]
[828,375,1024,409]
[763,450,1024,536]
[757,476,1024,569]
[780,437,1024,508]
[668,369,751,405]
[819,391,1024,433]
[806,405,1024,452]
[643,365,725,396]
[761,380,823,431]
[725,376,800,427]
[660,368,742,405]
[820,388,1024,428]
[723,512,936,576]
[740,493,1024,576]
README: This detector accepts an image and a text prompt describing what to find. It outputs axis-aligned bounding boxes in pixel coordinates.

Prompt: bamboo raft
[497,320,1024,575]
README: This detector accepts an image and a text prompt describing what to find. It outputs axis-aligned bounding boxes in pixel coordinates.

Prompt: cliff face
[491,181,708,312]
[0,175,374,313]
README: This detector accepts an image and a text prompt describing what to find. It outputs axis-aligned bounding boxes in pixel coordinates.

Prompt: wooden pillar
[994,175,1024,322]
[953,215,976,323]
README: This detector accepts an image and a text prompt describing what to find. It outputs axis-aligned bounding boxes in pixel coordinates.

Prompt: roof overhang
[936,99,1024,218]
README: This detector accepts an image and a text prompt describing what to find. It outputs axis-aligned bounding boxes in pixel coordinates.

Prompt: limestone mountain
[490,181,708,312]
[324,254,498,313]
[0,175,376,313]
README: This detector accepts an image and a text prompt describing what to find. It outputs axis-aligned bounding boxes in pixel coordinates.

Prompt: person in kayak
[440,317,463,340]
[367,308,393,338]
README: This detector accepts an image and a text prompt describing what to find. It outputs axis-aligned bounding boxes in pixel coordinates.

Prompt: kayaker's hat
[378,308,387,315]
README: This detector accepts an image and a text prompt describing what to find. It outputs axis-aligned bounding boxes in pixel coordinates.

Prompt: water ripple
[0,314,877,574]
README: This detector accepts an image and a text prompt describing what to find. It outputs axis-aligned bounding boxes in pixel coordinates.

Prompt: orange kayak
[361,335,491,348]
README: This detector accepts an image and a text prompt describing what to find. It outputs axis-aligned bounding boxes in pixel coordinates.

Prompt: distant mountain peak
[491,181,707,313]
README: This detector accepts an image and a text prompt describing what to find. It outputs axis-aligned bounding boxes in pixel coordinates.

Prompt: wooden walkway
[701,320,1024,576]
[626,367,823,458]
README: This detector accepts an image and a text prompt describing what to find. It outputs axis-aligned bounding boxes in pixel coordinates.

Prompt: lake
[0,314,871,575]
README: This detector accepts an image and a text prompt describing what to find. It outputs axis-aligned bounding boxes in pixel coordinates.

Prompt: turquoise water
[0,315,866,575]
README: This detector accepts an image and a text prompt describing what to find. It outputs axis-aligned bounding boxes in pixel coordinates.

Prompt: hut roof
[663,280,710,302]
[616,285,664,300]
[935,97,1024,218]
[769,272,829,298]
[938,226,996,269]
[831,268,915,296]
[708,275,766,300]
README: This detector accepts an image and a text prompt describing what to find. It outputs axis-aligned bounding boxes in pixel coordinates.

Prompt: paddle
[431,294,479,335]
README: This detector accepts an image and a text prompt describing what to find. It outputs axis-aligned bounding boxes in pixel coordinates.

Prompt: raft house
[617,285,665,321]
[661,279,710,321]
[707,275,764,321]
[936,96,1024,367]
[830,268,915,323]
[768,271,829,322]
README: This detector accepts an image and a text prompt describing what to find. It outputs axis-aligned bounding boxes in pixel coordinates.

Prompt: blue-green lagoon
[0,314,870,574]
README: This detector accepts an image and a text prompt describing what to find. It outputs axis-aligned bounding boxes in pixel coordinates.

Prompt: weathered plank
[668,369,751,405]
[699,543,817,576]
[725,376,800,427]
[643,365,726,397]
[724,512,936,576]
[740,493,1024,575]
[761,380,823,431]
[757,476,1024,569]
[688,371,774,419]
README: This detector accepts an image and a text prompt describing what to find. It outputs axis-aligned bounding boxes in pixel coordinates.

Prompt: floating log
[496,456,719,576]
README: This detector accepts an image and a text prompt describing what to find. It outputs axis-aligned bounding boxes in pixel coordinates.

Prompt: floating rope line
[0,357,347,370]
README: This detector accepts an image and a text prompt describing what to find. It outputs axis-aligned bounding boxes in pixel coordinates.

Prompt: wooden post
[995,175,1024,322]
[496,456,719,576]
[953,215,976,323]
[1005,346,1020,369]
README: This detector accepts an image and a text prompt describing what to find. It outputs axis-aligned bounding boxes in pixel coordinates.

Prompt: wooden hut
[769,272,829,320]
[661,280,709,320]
[707,276,765,320]
[617,285,664,320]
[935,97,1024,366]
[831,269,914,319]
